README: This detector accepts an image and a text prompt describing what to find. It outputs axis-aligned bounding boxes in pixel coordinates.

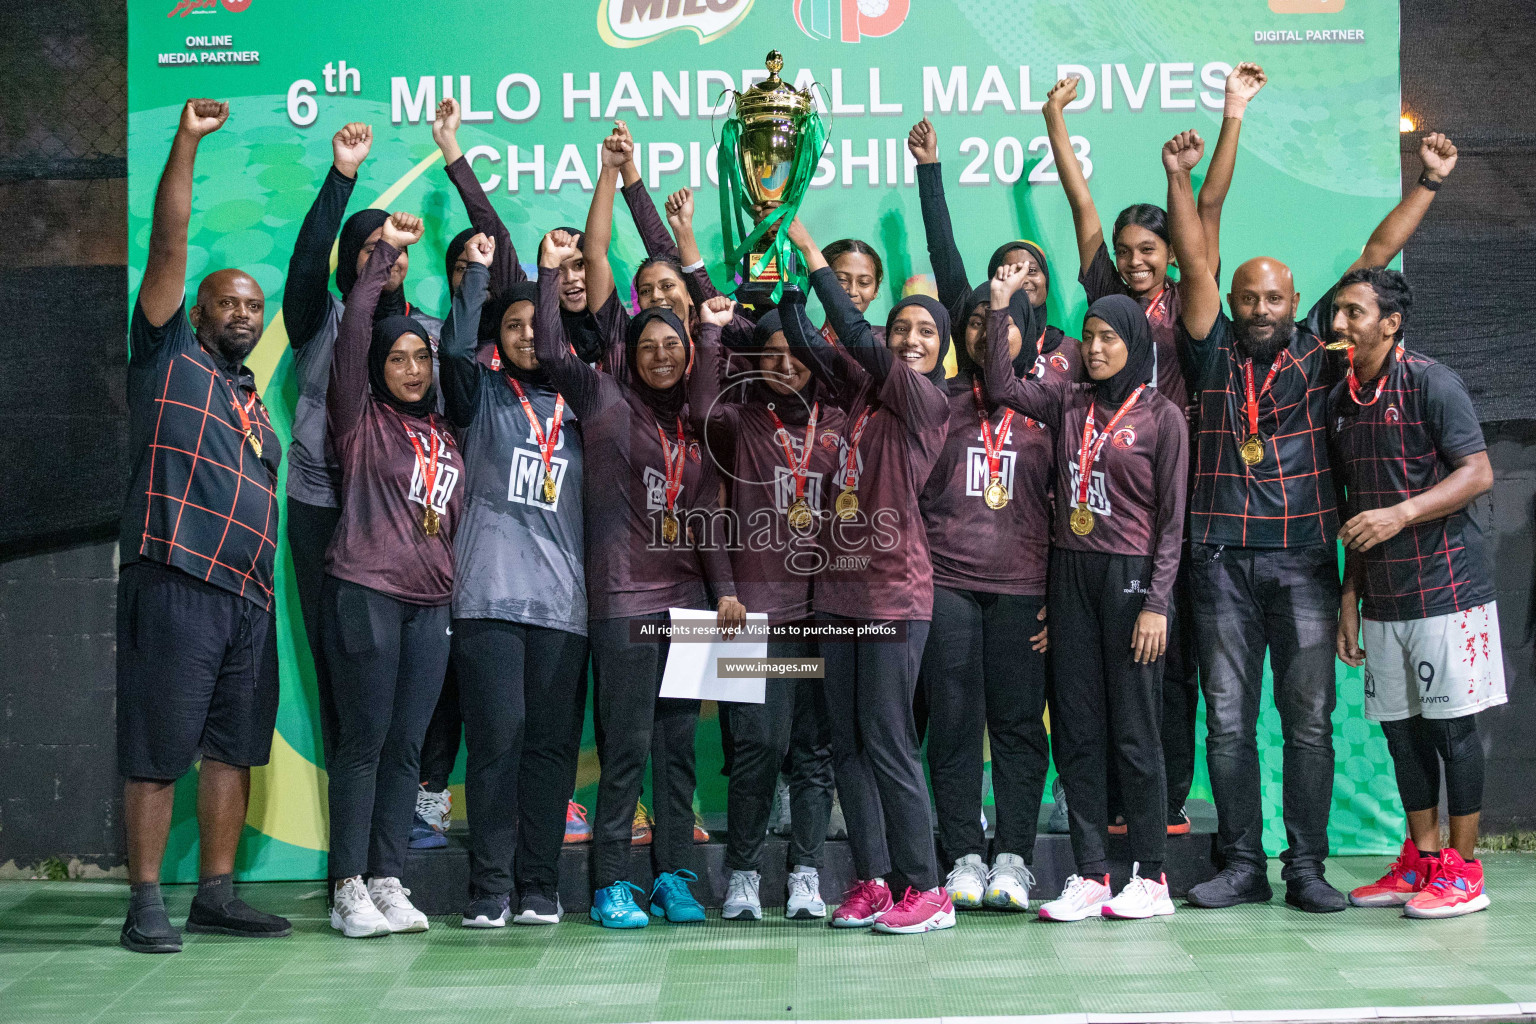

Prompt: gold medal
[661,509,680,544]
[1068,502,1095,536]
[787,498,814,532]
[1239,434,1264,466]
[542,473,557,503]
[983,478,1008,510]
[423,506,441,537]
[245,429,262,459]
[834,487,859,521]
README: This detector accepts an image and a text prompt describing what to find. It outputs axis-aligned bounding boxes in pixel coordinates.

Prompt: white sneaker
[330,877,392,938]
[416,785,452,834]
[1037,873,1112,922]
[1102,864,1174,920]
[722,870,762,921]
[985,853,1035,911]
[770,776,793,836]
[945,854,987,909]
[786,868,826,919]
[367,877,429,933]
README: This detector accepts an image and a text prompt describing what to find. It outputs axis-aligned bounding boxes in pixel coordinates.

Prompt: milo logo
[599,0,755,47]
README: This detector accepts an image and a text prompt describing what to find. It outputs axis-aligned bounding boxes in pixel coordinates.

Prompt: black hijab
[746,308,820,425]
[445,227,476,285]
[624,306,692,422]
[987,239,1063,355]
[886,294,951,388]
[478,281,548,387]
[337,209,408,318]
[1084,294,1155,405]
[369,314,436,418]
[952,282,1046,383]
[551,225,605,364]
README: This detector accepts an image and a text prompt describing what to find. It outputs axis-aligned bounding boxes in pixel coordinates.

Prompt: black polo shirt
[1185,294,1342,549]
[120,298,282,609]
[1329,346,1493,621]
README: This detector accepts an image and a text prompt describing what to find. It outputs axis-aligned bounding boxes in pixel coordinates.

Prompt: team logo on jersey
[1026,416,1045,431]
[1050,352,1070,372]
[819,430,840,452]
[1112,426,1137,450]
[599,0,754,47]
[965,448,1017,500]
[794,0,910,42]
[1385,404,1401,423]
[408,452,461,515]
[642,466,683,509]
[1066,464,1112,517]
[688,441,702,463]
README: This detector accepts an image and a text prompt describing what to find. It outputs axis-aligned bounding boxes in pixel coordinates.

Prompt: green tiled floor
[2,855,1534,1024]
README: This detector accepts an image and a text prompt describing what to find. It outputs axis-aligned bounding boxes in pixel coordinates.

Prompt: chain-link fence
[0,2,125,180]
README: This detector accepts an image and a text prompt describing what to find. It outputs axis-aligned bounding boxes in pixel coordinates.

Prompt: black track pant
[589,613,698,889]
[724,637,834,872]
[1380,714,1485,817]
[321,576,450,881]
[1048,551,1166,877]
[418,660,462,792]
[821,616,939,892]
[921,586,1050,865]
[287,497,342,755]
[453,618,589,898]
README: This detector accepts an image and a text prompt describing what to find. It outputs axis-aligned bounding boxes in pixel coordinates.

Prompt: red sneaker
[873,887,957,934]
[564,801,592,844]
[1349,838,1432,907]
[1405,848,1490,919]
[1108,816,1128,836]
[829,879,893,929]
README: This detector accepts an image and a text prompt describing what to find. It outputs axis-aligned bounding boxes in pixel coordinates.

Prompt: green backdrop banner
[127,0,1405,881]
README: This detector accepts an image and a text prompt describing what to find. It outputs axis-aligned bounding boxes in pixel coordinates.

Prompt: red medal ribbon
[970,380,1015,484]
[1143,285,1170,327]
[1241,355,1284,445]
[766,403,819,502]
[505,376,565,481]
[1346,345,1397,408]
[1075,385,1147,508]
[840,408,872,490]
[655,417,686,512]
[393,411,443,520]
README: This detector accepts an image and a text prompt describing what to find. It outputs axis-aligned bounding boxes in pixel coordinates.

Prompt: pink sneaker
[872,887,956,934]
[1349,837,1433,907]
[1404,848,1490,919]
[830,879,893,928]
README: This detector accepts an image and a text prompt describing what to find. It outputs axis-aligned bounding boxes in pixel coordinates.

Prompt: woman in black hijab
[980,268,1188,925]
[532,230,746,929]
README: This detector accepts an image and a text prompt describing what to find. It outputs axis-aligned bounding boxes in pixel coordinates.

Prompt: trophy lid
[738,50,812,117]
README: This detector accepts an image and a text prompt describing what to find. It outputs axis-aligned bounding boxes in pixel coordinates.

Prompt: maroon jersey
[699,335,847,624]
[534,268,735,620]
[920,374,1055,596]
[982,309,1186,614]
[1080,243,1189,416]
[326,241,463,605]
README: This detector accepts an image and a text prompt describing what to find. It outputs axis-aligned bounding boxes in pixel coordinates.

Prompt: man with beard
[1161,128,1459,912]
[117,99,293,952]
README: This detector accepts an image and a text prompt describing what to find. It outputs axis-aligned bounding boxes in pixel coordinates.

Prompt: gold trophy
[718,51,826,307]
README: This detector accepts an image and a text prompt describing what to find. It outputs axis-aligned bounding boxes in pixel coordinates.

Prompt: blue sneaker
[649,870,706,923]
[408,813,447,850]
[589,882,649,929]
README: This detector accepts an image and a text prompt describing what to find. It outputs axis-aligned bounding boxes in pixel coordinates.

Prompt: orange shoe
[693,809,710,844]
[1167,807,1191,835]
[1349,837,1433,907]
[1108,816,1127,836]
[564,801,592,844]
[1405,848,1489,919]
[631,803,653,846]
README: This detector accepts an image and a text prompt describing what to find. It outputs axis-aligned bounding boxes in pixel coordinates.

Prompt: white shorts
[1362,602,1508,722]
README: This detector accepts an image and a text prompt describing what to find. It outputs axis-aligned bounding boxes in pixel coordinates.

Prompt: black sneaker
[461,890,511,928]
[1285,875,1347,914]
[1186,867,1274,908]
[186,894,293,938]
[513,891,563,925]
[120,903,182,954]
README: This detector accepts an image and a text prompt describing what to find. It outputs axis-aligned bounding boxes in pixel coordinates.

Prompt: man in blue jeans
[1160,128,1459,912]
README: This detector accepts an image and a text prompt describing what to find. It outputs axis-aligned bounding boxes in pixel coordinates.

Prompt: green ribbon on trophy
[716,51,827,306]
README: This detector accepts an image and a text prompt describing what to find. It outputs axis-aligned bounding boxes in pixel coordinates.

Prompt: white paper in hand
[659,608,769,703]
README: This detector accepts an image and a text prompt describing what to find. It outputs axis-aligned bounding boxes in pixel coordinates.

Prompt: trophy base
[736,249,793,309]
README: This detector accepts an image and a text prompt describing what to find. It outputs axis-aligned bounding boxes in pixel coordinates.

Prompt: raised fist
[432,98,461,149]
[600,123,633,170]
[782,216,814,254]
[1419,131,1458,183]
[1044,77,1079,115]
[332,122,372,177]
[990,262,1027,307]
[1225,62,1267,103]
[907,118,937,165]
[698,295,736,327]
[1162,129,1204,174]
[464,232,495,267]
[381,211,424,250]
[540,228,581,270]
[180,98,229,139]
[665,188,695,231]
